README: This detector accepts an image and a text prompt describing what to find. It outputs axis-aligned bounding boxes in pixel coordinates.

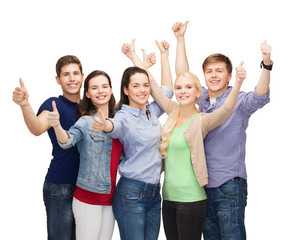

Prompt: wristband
[260,60,273,71]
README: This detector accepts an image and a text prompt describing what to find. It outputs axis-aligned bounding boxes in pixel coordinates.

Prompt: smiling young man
[172,21,271,240]
[12,55,84,240]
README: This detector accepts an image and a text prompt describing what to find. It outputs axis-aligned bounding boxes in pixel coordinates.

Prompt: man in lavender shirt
[172,21,271,240]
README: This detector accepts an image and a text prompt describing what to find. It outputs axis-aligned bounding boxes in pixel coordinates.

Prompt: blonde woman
[122,39,246,240]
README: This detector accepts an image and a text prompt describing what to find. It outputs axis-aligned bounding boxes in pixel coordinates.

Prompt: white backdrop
[2,0,290,239]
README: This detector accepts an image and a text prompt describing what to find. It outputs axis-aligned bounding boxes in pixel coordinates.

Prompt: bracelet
[260,60,273,71]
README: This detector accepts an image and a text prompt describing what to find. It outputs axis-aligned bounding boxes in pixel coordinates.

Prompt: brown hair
[56,55,83,77]
[78,70,116,118]
[202,53,232,74]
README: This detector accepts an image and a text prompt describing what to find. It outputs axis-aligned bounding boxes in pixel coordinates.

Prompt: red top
[74,138,123,205]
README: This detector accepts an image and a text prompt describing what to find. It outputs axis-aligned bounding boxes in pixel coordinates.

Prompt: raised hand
[261,40,271,64]
[142,49,156,69]
[13,78,29,106]
[172,21,189,39]
[93,109,106,132]
[235,61,246,84]
[48,101,60,128]
[155,40,170,56]
[121,39,136,60]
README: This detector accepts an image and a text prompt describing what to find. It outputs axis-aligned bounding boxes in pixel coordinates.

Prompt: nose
[69,73,75,81]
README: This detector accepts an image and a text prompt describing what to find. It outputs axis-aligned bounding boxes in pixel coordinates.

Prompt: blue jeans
[203,178,248,240]
[112,176,161,240]
[43,180,76,240]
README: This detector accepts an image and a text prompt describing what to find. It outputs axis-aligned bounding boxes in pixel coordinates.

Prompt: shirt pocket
[89,131,106,154]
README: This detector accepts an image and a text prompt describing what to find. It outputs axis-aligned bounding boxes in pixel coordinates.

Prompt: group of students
[12,21,271,240]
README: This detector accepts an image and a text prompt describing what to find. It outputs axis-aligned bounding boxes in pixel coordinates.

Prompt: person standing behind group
[172,21,271,240]
[12,55,84,240]
[121,39,246,240]
[92,40,174,240]
[47,70,123,240]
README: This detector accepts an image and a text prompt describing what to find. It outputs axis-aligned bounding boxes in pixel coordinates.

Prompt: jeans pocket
[218,181,239,199]
[119,187,143,203]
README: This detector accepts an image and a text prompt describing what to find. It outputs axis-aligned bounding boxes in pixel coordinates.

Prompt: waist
[117,176,160,195]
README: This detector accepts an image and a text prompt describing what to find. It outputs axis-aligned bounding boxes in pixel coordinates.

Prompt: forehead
[60,63,81,74]
[175,75,194,85]
[89,75,109,86]
[129,73,149,84]
[204,61,227,70]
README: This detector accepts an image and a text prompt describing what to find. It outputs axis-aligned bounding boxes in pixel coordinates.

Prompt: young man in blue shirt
[172,21,271,240]
[12,55,84,240]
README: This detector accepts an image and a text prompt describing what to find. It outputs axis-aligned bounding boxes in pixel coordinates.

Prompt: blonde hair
[159,72,202,159]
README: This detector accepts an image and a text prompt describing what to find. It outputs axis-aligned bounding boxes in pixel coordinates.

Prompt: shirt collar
[121,103,150,117]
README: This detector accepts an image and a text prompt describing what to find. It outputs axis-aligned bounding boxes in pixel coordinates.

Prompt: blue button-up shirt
[198,87,270,188]
[106,86,173,184]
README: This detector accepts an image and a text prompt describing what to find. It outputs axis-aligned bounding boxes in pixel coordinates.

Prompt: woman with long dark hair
[47,70,123,240]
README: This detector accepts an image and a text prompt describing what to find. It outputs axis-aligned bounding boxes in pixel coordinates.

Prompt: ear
[56,76,61,85]
[227,73,232,83]
[85,92,91,99]
[123,86,129,96]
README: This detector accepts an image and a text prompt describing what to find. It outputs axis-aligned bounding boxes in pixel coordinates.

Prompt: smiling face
[123,72,150,109]
[204,61,232,98]
[85,75,112,108]
[175,74,201,106]
[56,63,84,99]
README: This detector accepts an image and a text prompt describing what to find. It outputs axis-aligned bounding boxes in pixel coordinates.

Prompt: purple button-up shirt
[198,87,270,188]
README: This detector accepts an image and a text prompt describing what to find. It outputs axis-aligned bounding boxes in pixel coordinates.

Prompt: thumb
[131,38,136,49]
[184,20,189,28]
[19,78,25,88]
[239,61,244,67]
[52,101,58,113]
[141,48,147,61]
[97,108,105,120]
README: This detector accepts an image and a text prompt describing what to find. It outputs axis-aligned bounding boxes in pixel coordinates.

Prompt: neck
[176,104,199,128]
[208,87,229,99]
[63,93,81,103]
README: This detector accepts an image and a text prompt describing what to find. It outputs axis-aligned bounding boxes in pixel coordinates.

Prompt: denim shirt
[59,113,113,194]
[106,86,173,184]
[198,87,270,188]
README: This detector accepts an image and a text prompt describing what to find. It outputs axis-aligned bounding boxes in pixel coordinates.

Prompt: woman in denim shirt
[93,40,173,240]
[47,70,123,240]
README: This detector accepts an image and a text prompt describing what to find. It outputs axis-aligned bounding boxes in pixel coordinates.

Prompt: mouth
[96,95,107,100]
[210,80,220,85]
[68,83,78,88]
[137,94,147,99]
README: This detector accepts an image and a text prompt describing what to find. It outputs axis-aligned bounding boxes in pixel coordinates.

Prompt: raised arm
[172,21,189,76]
[12,78,50,136]
[223,61,246,111]
[256,40,271,95]
[47,101,69,144]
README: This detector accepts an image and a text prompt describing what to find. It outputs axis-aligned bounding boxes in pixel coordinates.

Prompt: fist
[261,40,271,63]
[48,101,60,127]
[93,109,106,132]
[13,78,29,106]
[235,61,246,84]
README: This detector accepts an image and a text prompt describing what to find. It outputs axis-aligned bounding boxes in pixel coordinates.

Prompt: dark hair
[56,55,83,77]
[78,70,116,118]
[119,66,149,106]
[202,53,233,74]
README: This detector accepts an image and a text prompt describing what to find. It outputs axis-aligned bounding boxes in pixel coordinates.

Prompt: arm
[12,78,50,136]
[47,101,69,144]
[203,62,246,133]
[172,21,189,76]
[256,40,271,95]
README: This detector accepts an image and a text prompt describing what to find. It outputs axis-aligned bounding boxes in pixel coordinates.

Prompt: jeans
[203,178,248,240]
[43,180,76,240]
[112,176,161,240]
[162,199,207,240]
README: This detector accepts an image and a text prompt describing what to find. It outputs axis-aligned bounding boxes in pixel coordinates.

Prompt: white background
[1,0,290,239]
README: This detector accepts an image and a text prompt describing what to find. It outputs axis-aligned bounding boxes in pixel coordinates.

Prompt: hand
[142,49,156,69]
[261,40,271,64]
[12,78,29,106]
[172,21,189,39]
[155,40,170,56]
[121,39,136,60]
[48,101,60,128]
[235,61,246,84]
[93,109,106,132]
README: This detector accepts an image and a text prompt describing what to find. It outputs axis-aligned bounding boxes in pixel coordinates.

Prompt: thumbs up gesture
[13,78,29,106]
[48,101,60,128]
[93,109,107,132]
[235,61,246,84]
